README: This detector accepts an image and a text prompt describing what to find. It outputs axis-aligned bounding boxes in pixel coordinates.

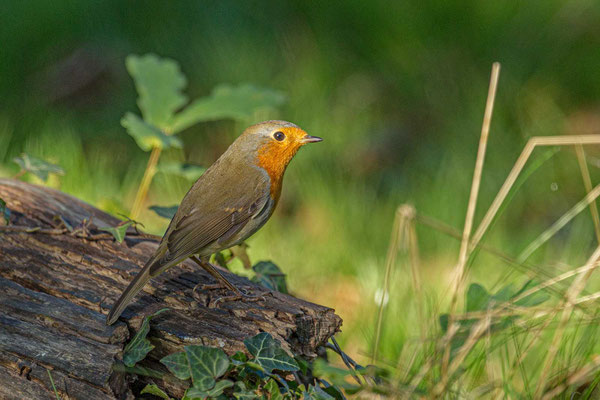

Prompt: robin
[106,120,322,325]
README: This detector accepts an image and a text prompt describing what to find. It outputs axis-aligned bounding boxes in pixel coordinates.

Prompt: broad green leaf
[251,261,288,294]
[0,198,9,225]
[184,379,234,400]
[466,283,490,312]
[121,113,182,152]
[122,308,168,366]
[233,384,258,399]
[172,84,286,133]
[13,153,64,182]
[126,54,188,129]
[312,359,356,389]
[149,205,178,220]
[160,351,191,380]
[511,280,550,308]
[264,379,283,400]
[157,161,206,181]
[99,221,133,243]
[184,345,230,390]
[243,332,299,373]
[140,384,173,400]
[306,385,335,400]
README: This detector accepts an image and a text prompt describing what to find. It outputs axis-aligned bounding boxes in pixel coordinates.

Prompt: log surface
[0,179,342,399]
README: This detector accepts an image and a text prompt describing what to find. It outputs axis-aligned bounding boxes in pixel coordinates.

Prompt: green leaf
[160,351,191,380]
[251,261,288,294]
[13,153,64,182]
[233,381,258,399]
[511,280,550,308]
[230,351,248,366]
[99,221,133,243]
[122,308,168,367]
[172,84,286,133]
[184,345,230,390]
[126,53,188,130]
[466,283,490,312]
[312,359,356,389]
[264,379,283,400]
[157,161,206,181]
[306,385,335,400]
[149,205,178,220]
[0,198,10,225]
[184,379,234,400]
[140,384,173,400]
[121,112,182,152]
[243,332,299,373]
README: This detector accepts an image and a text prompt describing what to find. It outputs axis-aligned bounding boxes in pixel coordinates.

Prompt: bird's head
[235,120,322,197]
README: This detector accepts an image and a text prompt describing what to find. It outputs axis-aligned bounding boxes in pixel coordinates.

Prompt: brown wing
[167,194,268,256]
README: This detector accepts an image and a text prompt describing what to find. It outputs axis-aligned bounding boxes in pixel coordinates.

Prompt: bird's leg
[189,255,269,307]
[190,255,243,295]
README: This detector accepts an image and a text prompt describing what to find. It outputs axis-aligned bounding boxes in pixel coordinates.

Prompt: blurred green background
[2,0,600,365]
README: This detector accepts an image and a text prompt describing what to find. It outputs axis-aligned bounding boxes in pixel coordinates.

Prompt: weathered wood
[0,179,342,399]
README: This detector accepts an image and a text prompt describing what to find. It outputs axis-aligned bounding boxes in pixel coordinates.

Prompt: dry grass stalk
[534,245,600,398]
[575,144,600,244]
[433,313,493,396]
[492,317,555,400]
[407,323,460,397]
[371,206,404,364]
[471,135,600,251]
[401,205,426,347]
[540,355,600,400]
[442,62,501,382]
[517,183,600,262]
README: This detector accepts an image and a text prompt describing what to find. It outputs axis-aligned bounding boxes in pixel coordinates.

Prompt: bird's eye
[273,131,286,141]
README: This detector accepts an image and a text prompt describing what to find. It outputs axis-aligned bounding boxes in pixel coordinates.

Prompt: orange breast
[257,140,301,201]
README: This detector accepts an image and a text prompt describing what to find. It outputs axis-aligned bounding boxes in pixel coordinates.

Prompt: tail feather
[106,257,161,325]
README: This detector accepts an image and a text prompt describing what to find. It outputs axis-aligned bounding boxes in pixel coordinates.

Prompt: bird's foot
[210,291,272,308]
[192,281,270,307]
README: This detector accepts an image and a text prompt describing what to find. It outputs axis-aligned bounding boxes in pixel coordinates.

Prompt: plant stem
[130,146,162,220]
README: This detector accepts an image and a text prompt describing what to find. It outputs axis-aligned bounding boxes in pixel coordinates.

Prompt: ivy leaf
[243,332,299,373]
[0,198,10,225]
[160,351,191,380]
[157,161,206,181]
[233,381,258,399]
[184,345,230,390]
[264,379,283,400]
[99,221,133,243]
[122,308,168,367]
[126,53,188,130]
[172,84,285,133]
[121,113,182,152]
[306,384,335,400]
[251,261,288,294]
[149,205,178,220]
[13,153,64,182]
[140,384,173,400]
[183,379,234,400]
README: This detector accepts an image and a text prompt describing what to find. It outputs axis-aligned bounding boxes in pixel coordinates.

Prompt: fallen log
[0,179,342,399]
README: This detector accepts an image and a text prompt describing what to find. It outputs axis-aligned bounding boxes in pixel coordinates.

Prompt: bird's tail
[106,256,164,325]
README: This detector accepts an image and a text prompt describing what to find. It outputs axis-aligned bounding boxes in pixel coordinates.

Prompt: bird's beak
[301,135,323,144]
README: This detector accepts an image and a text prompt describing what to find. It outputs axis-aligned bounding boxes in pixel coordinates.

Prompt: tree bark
[0,179,342,399]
